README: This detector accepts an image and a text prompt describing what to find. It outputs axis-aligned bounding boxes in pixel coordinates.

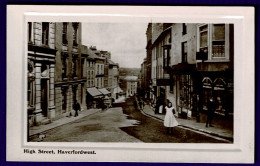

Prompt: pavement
[29,108,101,136]
[139,100,233,142]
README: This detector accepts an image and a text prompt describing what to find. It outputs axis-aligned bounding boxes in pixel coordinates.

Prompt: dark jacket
[73,102,81,111]
[207,100,215,115]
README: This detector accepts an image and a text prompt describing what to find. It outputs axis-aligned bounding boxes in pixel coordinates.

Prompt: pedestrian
[139,100,143,110]
[134,99,137,108]
[73,100,80,117]
[164,101,179,135]
[206,97,215,127]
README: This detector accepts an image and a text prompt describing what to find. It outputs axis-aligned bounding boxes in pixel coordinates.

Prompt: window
[42,22,49,46]
[182,42,188,63]
[198,24,229,60]
[97,64,99,74]
[179,75,193,108]
[199,24,208,53]
[62,23,68,45]
[72,23,79,46]
[28,22,32,43]
[182,23,187,35]
[62,56,67,80]
[163,47,171,68]
[212,24,225,57]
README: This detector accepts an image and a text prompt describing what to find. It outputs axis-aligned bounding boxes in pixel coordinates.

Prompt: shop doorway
[41,79,48,117]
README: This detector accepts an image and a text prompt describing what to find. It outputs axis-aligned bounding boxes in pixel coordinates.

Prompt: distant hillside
[119,68,140,78]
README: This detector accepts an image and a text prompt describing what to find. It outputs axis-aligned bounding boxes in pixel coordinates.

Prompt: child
[164,101,179,135]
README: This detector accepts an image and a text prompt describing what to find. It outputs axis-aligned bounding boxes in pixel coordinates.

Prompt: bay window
[197,24,229,60]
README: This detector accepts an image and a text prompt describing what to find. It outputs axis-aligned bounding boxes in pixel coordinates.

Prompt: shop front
[86,87,103,109]
[171,63,196,119]
[199,71,234,118]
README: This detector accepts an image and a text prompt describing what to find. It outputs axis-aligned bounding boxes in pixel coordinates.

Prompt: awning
[87,87,103,97]
[171,63,196,74]
[113,87,123,94]
[98,88,111,95]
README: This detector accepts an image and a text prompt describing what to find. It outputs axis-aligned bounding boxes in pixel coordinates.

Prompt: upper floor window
[28,22,33,43]
[42,22,49,46]
[197,24,229,60]
[72,23,79,46]
[163,47,171,68]
[62,56,68,80]
[212,24,225,58]
[62,23,68,45]
[182,42,188,63]
[199,24,208,53]
[182,23,187,35]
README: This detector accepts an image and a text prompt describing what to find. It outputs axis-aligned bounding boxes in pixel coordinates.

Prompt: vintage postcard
[6,5,254,163]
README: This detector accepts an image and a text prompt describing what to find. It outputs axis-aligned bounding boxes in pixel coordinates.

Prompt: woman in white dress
[164,101,179,135]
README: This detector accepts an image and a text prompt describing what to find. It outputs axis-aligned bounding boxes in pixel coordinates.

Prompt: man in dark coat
[206,97,215,127]
[73,100,80,117]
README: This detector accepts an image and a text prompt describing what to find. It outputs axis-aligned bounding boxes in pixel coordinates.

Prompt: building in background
[124,76,138,97]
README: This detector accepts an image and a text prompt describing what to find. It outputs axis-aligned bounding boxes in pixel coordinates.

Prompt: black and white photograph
[27,22,234,143]
[6,6,254,163]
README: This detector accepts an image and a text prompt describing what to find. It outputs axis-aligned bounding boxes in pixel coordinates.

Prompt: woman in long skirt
[164,101,179,135]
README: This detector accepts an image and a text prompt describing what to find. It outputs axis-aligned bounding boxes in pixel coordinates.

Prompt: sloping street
[30,97,229,143]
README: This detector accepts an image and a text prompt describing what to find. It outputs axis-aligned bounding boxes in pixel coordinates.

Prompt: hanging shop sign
[156,79,171,86]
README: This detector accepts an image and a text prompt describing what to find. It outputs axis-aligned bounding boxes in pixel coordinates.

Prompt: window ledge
[197,59,230,63]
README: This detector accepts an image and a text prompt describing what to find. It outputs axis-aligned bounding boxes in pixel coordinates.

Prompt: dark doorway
[41,79,48,117]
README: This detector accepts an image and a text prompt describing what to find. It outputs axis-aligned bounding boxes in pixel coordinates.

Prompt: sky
[82,23,147,68]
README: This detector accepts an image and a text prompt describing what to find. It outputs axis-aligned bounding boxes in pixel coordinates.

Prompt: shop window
[62,23,68,45]
[182,42,188,63]
[179,75,193,108]
[202,77,213,109]
[213,78,226,115]
[42,22,49,46]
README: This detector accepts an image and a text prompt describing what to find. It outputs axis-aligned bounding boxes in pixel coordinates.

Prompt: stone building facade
[27,22,85,126]
[54,22,84,120]
[27,22,56,126]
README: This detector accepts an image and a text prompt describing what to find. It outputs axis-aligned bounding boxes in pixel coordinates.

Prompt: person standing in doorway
[164,101,179,135]
[73,100,80,117]
[206,97,215,127]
